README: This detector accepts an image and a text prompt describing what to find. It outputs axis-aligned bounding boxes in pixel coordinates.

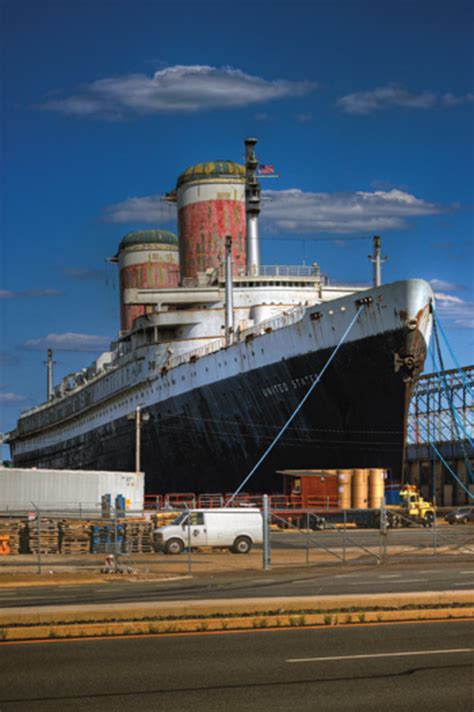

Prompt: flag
[257,164,275,175]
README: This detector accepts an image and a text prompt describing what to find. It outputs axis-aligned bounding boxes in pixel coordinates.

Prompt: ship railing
[182,265,328,286]
[238,304,306,343]
[162,305,306,372]
[230,265,328,280]
[245,265,327,279]
[167,337,226,370]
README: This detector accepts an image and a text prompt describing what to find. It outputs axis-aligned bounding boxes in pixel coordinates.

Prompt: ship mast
[368,235,388,287]
[224,235,234,345]
[244,138,261,277]
[45,348,55,401]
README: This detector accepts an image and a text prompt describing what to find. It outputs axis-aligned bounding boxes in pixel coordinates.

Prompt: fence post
[379,497,387,564]
[31,502,42,575]
[432,512,438,557]
[262,494,271,570]
[187,510,192,576]
[342,509,347,564]
[305,512,310,565]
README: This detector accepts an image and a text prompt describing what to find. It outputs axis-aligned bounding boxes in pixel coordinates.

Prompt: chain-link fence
[0,501,472,575]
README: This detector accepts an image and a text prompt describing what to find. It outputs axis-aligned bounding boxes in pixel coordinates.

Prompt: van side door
[183,512,208,547]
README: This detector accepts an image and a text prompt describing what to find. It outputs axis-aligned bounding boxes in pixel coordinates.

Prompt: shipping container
[0,468,144,513]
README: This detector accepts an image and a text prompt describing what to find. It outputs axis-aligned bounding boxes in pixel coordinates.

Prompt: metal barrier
[163,493,197,509]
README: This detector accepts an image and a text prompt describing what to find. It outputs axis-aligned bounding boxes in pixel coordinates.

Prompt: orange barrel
[352,469,369,509]
[369,468,385,508]
[337,470,353,509]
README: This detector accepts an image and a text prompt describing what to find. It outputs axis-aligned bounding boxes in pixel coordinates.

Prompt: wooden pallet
[29,519,59,555]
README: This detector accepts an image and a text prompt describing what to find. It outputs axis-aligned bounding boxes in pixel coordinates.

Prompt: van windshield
[172,512,188,525]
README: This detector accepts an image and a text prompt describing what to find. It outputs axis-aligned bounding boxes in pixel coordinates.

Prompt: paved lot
[0,560,473,608]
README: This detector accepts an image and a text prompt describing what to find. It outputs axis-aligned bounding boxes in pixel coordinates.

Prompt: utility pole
[45,349,55,401]
[127,405,150,474]
[368,235,387,287]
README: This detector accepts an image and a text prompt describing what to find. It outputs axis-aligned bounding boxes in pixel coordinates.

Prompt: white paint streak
[287,648,473,663]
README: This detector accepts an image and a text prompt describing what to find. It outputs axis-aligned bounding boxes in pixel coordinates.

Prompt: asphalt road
[1,560,473,608]
[0,621,472,711]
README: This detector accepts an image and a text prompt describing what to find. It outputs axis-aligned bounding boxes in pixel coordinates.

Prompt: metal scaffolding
[407,365,474,449]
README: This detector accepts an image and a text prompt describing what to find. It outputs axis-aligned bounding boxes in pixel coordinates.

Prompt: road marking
[453,582,474,586]
[287,648,473,663]
[344,578,425,586]
[460,571,474,575]
[383,578,425,583]
[335,574,358,578]
[378,574,402,578]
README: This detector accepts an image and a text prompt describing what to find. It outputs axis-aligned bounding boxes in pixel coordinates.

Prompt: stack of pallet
[125,520,154,553]
[29,519,59,555]
[0,519,23,555]
[59,521,91,555]
[154,512,177,528]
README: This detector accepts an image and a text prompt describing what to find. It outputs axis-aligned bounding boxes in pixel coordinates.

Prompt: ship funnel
[245,138,261,277]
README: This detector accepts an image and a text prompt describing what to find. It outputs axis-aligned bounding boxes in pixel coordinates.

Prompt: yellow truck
[387,485,435,527]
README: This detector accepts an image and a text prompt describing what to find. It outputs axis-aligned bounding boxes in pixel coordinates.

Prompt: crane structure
[406,365,474,505]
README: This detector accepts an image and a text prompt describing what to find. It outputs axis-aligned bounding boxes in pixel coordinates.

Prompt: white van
[153,508,263,555]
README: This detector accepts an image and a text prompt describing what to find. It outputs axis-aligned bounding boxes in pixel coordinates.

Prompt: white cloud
[260,188,441,234]
[337,83,473,114]
[23,333,111,352]
[429,279,466,292]
[0,289,63,299]
[434,292,474,329]
[37,65,316,120]
[441,92,474,107]
[0,392,27,404]
[102,195,176,224]
[102,187,441,233]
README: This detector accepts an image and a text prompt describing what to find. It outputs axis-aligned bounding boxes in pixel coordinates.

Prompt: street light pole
[127,405,150,474]
[135,405,141,474]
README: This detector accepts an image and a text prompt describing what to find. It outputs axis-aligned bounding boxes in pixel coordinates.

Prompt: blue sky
[1,0,473,455]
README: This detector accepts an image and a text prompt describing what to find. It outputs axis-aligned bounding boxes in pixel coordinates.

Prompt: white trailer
[0,468,144,514]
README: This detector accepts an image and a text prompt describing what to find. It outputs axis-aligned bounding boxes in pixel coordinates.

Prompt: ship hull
[11,327,425,493]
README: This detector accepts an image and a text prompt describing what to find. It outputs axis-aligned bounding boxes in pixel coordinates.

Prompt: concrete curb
[1,607,473,642]
[1,591,472,641]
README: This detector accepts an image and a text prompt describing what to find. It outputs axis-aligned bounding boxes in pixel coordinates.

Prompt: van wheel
[231,536,252,554]
[165,538,184,555]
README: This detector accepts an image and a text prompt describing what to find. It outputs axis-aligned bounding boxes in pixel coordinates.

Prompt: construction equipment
[387,485,435,528]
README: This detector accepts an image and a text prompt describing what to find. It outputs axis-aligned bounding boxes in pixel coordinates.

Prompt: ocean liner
[6,139,433,494]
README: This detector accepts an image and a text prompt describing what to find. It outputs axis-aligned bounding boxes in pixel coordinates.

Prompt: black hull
[13,327,424,494]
